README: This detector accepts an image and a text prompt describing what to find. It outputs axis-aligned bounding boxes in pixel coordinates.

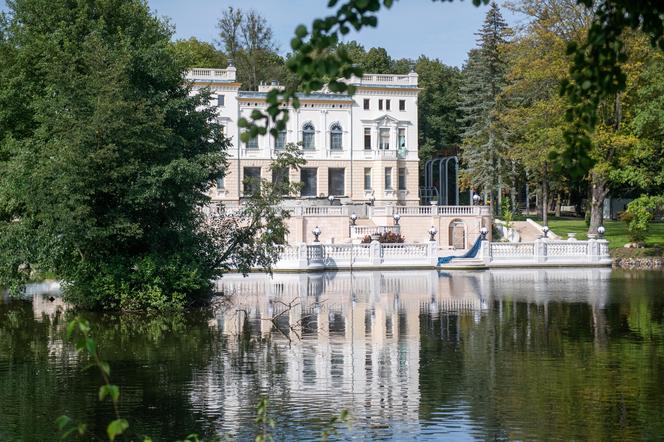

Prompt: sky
[1,0,524,67]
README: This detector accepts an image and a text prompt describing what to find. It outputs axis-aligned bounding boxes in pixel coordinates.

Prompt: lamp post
[473,194,480,205]
[393,213,401,225]
[597,225,605,239]
[312,225,321,242]
[542,225,550,238]
[480,226,488,240]
[328,194,335,205]
[428,225,438,241]
[349,212,358,239]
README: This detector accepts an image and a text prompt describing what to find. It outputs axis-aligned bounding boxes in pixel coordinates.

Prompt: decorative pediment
[360,114,410,126]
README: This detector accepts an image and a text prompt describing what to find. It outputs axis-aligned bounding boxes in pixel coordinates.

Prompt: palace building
[187,66,421,206]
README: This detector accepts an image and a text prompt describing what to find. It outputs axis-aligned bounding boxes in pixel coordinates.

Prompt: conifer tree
[459,2,511,215]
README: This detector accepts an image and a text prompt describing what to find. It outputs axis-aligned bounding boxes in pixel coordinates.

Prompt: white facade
[187,67,421,205]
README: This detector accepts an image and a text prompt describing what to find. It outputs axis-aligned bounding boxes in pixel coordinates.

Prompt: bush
[623,195,664,243]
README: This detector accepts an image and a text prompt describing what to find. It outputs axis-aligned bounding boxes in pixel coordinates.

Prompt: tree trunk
[555,193,562,217]
[588,171,609,235]
[511,186,517,216]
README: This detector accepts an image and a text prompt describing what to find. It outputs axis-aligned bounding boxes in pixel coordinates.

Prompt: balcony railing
[186,68,237,82]
[369,205,490,217]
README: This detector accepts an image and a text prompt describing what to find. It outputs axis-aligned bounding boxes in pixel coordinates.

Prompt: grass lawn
[528,217,664,250]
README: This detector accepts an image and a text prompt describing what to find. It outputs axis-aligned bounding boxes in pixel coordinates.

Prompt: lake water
[1,269,664,441]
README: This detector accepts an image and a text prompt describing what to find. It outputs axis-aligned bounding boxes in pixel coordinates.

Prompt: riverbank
[611,247,664,270]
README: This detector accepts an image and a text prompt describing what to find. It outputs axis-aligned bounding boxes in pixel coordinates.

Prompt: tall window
[364,168,372,190]
[379,128,390,150]
[215,176,224,191]
[275,130,286,150]
[398,167,406,190]
[302,122,315,150]
[217,95,225,107]
[328,168,345,196]
[330,123,343,150]
[385,99,391,111]
[398,128,406,149]
[378,99,383,110]
[363,99,370,110]
[272,167,289,195]
[364,128,372,150]
[399,99,406,111]
[384,167,393,190]
[243,167,261,196]
[300,168,318,196]
[246,131,258,149]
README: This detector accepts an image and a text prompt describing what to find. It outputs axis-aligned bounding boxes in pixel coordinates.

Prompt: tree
[169,37,227,68]
[239,0,664,202]
[459,2,511,215]
[416,56,463,161]
[562,0,664,176]
[0,0,292,311]
[499,0,592,223]
[216,7,287,90]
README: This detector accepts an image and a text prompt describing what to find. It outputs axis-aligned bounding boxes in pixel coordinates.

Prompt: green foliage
[459,3,511,214]
[58,317,130,441]
[240,0,491,142]
[56,317,348,441]
[561,0,664,177]
[0,0,228,310]
[623,195,664,243]
[0,0,303,311]
[217,7,292,90]
[255,396,275,442]
[170,37,227,68]
[416,56,463,160]
[501,198,513,229]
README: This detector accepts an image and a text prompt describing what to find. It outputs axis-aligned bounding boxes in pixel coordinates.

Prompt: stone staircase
[511,221,542,242]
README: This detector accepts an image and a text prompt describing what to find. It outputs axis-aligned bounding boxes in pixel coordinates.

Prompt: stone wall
[612,256,664,270]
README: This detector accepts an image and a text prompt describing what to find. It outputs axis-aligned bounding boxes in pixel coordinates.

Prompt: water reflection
[2,269,663,441]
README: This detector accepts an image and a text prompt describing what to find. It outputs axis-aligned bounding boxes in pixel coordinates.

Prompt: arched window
[330,123,343,151]
[302,122,315,150]
[448,219,466,250]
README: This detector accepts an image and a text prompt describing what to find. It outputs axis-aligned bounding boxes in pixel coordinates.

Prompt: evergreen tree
[0,0,293,310]
[416,56,463,161]
[459,2,511,214]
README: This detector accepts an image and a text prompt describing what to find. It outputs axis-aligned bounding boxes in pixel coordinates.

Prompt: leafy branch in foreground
[57,318,349,441]
[560,1,664,176]
[57,318,131,441]
[239,0,489,144]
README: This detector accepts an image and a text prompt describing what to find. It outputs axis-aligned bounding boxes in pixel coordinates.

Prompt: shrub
[623,195,664,243]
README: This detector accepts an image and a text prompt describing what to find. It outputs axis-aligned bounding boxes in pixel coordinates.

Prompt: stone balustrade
[484,238,611,267]
[275,241,438,270]
[350,225,400,238]
[186,68,236,82]
[369,205,490,217]
[274,238,612,271]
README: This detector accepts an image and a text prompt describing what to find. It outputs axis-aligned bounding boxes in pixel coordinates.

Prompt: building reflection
[192,268,612,434]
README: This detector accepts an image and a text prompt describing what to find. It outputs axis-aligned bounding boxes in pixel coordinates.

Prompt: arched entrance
[448,219,466,250]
